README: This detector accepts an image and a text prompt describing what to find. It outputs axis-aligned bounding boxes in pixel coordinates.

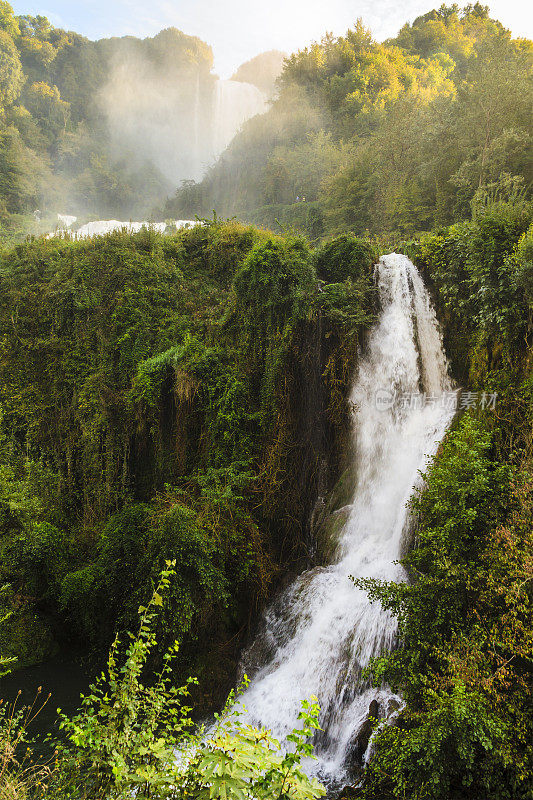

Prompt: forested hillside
[0,5,211,239]
[0,1,275,246]
[0,221,375,695]
[167,4,532,238]
[0,3,532,799]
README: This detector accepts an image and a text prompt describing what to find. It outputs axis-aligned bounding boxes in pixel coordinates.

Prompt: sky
[9,0,533,77]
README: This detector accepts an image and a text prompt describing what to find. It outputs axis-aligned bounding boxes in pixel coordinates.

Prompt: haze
[9,0,533,77]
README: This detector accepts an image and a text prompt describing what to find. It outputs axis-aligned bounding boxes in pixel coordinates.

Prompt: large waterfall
[212,79,268,157]
[101,63,267,186]
[237,254,456,782]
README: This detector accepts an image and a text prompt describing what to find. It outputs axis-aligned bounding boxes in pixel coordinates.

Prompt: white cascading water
[57,214,77,228]
[213,79,268,157]
[193,72,201,167]
[48,220,203,239]
[237,253,456,783]
[49,79,268,235]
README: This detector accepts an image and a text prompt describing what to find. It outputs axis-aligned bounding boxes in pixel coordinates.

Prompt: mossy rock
[312,464,356,563]
[330,464,356,510]
[314,504,351,564]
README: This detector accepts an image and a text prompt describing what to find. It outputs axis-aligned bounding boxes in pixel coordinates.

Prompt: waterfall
[236,253,456,782]
[193,71,201,170]
[213,79,267,157]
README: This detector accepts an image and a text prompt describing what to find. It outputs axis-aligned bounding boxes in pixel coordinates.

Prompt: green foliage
[0,126,46,214]
[0,583,15,675]
[25,81,69,143]
[314,235,376,283]
[0,231,184,519]
[0,29,22,105]
[247,200,326,241]
[231,236,323,439]
[91,501,230,645]
[414,200,533,388]
[355,414,532,799]
[183,6,532,237]
[186,691,324,800]
[0,1,19,38]
[55,562,197,799]
[233,238,315,324]
[3,522,68,598]
[362,684,506,799]
[0,221,373,677]
[49,564,325,800]
[514,222,533,304]
[0,2,527,238]
[230,49,285,95]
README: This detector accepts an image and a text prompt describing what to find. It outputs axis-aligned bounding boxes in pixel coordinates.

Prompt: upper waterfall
[235,253,456,783]
[100,60,268,187]
[212,79,268,157]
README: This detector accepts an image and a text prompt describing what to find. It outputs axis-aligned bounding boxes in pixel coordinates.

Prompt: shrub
[52,563,326,800]
[314,235,377,283]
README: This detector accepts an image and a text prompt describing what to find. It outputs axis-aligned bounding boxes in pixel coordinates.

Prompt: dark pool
[0,656,94,752]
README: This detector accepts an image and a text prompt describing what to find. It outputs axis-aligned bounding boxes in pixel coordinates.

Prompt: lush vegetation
[353,201,533,799]
[0,563,326,800]
[168,4,532,240]
[1,1,531,246]
[0,221,375,694]
[230,51,286,96]
[0,2,532,799]
[0,2,241,244]
[2,199,531,800]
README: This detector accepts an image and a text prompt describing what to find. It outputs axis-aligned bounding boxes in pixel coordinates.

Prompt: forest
[0,1,532,799]
[168,3,532,240]
[0,1,282,245]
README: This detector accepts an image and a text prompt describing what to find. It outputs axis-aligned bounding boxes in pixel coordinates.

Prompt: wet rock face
[342,695,404,787]
[339,697,381,787]
[357,699,379,756]
[337,785,361,799]
[325,464,358,513]
[314,505,351,564]
[312,464,357,564]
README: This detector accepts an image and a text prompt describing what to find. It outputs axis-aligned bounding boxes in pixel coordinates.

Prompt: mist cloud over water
[99,34,214,188]
[99,31,271,192]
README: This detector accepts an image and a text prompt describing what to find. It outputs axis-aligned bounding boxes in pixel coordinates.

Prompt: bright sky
[9,0,533,77]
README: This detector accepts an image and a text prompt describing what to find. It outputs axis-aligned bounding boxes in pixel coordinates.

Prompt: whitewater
[236,253,457,782]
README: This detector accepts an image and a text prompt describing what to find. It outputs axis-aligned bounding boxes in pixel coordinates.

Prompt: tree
[25,81,70,141]
[0,0,19,39]
[0,127,44,212]
[0,29,23,106]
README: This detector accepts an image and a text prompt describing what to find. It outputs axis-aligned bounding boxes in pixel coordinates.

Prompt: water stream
[212,79,268,156]
[236,253,456,782]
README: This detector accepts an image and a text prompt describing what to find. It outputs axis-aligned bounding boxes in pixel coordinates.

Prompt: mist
[98,30,277,198]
